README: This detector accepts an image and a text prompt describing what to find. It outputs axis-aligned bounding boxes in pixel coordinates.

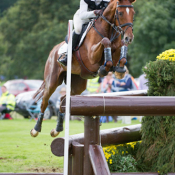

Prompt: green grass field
[0,113,141,173]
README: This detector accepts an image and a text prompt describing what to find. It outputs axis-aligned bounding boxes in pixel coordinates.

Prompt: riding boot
[57,32,80,67]
[72,32,80,51]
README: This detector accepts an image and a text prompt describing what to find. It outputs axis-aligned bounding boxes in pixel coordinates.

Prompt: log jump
[50,89,175,175]
[51,124,141,157]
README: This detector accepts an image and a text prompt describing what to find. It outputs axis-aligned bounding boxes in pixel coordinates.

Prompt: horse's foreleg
[90,37,113,77]
[115,45,128,79]
[101,38,113,70]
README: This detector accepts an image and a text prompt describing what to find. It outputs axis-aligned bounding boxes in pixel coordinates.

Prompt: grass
[0,113,141,173]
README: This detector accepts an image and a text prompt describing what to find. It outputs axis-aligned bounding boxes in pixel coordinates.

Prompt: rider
[58,0,110,67]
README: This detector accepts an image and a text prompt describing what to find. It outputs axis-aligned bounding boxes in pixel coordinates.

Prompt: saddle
[64,21,98,79]
[77,22,93,49]
[65,21,93,48]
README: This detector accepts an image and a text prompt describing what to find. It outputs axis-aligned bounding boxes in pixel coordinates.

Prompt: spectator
[0,82,2,96]
[57,87,66,113]
[86,76,100,94]
[138,73,148,122]
[112,66,133,92]
[112,66,134,124]
[0,85,16,119]
[100,72,114,93]
[100,72,117,123]
[139,73,148,90]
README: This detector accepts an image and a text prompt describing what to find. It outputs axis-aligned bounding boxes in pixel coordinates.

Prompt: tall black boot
[72,31,80,51]
[57,32,80,67]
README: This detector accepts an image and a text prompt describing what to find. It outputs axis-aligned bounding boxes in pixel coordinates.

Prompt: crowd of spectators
[0,66,148,121]
[86,66,148,123]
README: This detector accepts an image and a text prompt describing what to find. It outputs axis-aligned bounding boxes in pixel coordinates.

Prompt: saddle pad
[78,21,93,47]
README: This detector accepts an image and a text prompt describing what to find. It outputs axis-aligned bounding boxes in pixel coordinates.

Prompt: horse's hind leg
[31,71,65,137]
[50,74,87,137]
[30,85,57,137]
[50,110,64,137]
[71,74,87,95]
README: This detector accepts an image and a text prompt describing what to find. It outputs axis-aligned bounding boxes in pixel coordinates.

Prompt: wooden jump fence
[51,90,175,175]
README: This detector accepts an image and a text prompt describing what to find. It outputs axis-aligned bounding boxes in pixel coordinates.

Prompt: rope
[103,95,106,115]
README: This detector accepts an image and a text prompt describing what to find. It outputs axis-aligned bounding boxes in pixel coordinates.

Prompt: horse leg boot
[115,45,128,79]
[98,38,113,77]
[30,113,44,137]
[50,112,64,137]
[58,32,80,67]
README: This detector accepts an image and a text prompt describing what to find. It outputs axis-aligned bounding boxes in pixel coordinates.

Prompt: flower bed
[103,141,141,172]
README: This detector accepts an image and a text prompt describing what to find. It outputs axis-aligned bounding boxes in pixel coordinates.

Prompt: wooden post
[68,154,72,175]
[84,116,100,175]
[72,142,84,175]
[89,145,110,175]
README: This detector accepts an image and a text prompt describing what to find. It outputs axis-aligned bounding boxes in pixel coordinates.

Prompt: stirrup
[57,53,67,67]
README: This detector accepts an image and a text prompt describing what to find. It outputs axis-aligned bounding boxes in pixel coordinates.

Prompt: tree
[0,0,79,79]
[128,0,175,77]
[0,0,18,16]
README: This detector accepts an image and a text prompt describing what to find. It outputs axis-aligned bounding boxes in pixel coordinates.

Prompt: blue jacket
[111,74,132,92]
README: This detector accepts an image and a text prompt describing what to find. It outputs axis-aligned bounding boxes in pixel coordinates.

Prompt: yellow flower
[157,49,175,62]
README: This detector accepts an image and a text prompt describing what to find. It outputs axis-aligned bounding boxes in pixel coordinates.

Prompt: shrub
[136,49,175,175]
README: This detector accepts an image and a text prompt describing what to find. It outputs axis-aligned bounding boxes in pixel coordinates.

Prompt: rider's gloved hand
[94,10,103,16]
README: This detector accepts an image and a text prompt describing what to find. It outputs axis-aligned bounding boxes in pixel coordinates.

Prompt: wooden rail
[51,124,141,157]
[60,96,175,116]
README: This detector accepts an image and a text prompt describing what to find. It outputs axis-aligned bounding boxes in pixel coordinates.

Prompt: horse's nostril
[125,37,129,42]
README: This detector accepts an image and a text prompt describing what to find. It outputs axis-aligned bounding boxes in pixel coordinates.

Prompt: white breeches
[73,9,89,34]
[58,9,90,55]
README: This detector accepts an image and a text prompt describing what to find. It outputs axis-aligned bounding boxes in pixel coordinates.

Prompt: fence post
[64,20,73,175]
[84,116,100,175]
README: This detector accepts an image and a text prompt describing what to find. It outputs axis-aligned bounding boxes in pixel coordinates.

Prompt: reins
[92,2,134,42]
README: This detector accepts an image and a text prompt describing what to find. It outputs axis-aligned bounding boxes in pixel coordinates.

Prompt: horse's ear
[129,0,136,3]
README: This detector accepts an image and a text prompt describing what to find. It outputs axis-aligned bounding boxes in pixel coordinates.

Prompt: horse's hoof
[30,129,39,137]
[114,71,125,79]
[50,129,60,137]
[98,65,108,77]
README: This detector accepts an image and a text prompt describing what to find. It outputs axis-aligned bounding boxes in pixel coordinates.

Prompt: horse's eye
[118,12,123,16]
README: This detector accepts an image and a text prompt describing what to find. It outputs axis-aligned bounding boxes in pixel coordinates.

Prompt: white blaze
[126,7,130,15]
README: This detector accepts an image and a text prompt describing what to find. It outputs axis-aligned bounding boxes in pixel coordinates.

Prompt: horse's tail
[32,81,45,102]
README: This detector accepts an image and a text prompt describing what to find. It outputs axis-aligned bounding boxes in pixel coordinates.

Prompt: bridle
[92,2,134,42]
[115,2,133,33]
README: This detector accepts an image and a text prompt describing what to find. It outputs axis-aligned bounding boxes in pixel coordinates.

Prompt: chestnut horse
[30,0,136,137]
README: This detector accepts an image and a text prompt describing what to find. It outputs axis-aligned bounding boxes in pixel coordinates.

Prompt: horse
[30,0,136,137]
